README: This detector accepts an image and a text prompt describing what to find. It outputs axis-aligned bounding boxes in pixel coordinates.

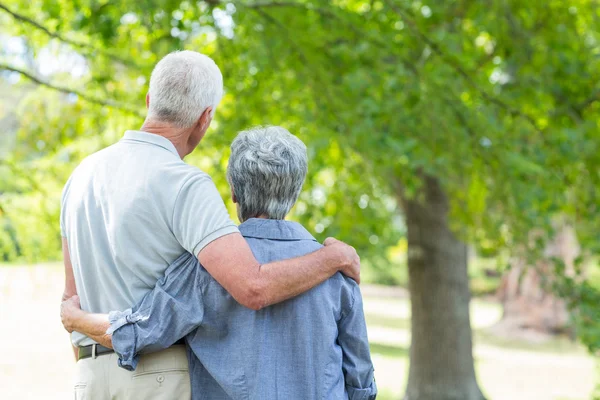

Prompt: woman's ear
[230,186,237,204]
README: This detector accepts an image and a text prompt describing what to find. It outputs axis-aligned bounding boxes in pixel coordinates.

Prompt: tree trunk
[495,226,580,337]
[400,175,485,400]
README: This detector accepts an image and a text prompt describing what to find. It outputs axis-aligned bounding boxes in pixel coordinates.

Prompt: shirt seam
[192,225,239,257]
[60,175,73,238]
[121,131,180,156]
[120,139,179,157]
[338,284,358,324]
[170,174,213,237]
[239,235,319,242]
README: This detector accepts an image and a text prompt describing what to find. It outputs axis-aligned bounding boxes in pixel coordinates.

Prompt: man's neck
[140,120,191,159]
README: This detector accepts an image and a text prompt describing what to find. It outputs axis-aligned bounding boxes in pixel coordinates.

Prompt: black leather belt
[78,344,114,360]
[78,339,186,361]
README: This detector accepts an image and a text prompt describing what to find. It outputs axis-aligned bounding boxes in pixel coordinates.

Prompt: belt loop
[92,344,97,359]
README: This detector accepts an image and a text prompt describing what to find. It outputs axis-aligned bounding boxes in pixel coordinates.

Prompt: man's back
[186,219,375,399]
[61,130,237,346]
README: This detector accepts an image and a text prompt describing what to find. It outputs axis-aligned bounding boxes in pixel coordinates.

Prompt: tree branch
[239,1,419,75]
[249,7,342,116]
[0,2,141,69]
[251,7,309,64]
[575,88,600,113]
[241,1,314,11]
[549,87,600,124]
[382,0,546,136]
[0,160,59,231]
[0,63,144,118]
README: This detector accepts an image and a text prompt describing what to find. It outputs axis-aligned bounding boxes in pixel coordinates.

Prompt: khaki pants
[74,345,191,400]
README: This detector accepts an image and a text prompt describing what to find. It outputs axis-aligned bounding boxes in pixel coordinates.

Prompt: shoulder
[160,161,214,191]
[327,272,361,316]
[330,272,360,293]
[79,143,121,167]
[137,159,216,206]
[167,165,221,214]
[64,144,120,184]
[61,149,107,200]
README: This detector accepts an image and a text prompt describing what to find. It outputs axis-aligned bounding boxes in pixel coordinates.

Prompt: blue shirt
[109,218,377,400]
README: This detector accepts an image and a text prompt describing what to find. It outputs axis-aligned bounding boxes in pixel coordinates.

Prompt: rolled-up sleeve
[338,284,378,400]
[347,381,378,400]
[109,252,208,371]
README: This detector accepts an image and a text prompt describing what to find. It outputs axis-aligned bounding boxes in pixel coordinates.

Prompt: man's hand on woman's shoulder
[323,237,361,284]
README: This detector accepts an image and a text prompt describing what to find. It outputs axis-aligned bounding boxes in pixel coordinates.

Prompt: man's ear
[146,93,150,109]
[198,106,213,131]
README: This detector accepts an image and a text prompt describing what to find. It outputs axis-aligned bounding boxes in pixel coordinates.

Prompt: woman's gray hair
[227,126,308,221]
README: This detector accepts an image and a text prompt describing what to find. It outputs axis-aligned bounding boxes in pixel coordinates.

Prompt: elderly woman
[61,126,377,400]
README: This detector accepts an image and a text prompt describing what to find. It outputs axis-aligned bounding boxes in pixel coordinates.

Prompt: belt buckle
[92,344,97,359]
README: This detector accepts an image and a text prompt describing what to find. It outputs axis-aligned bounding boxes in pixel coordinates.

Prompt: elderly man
[60,51,360,399]
[62,126,377,400]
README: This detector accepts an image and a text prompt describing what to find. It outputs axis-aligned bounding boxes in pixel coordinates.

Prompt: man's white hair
[147,50,223,128]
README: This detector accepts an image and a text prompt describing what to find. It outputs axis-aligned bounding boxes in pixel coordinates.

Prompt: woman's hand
[60,295,82,333]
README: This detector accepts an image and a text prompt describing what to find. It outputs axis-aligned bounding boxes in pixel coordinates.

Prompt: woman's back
[186,218,376,400]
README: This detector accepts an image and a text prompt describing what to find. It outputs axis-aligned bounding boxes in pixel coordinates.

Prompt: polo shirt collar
[239,218,318,242]
[122,130,180,157]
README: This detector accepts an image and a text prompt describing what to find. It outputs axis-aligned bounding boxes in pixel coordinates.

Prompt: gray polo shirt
[60,130,238,346]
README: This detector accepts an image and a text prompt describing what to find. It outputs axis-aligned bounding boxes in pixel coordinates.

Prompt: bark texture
[400,176,485,400]
[496,226,580,336]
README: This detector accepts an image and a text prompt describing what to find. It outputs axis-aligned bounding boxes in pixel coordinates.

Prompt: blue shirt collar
[239,218,318,242]
[122,130,180,157]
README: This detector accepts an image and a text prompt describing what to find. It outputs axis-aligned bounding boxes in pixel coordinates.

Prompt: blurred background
[0,1,599,399]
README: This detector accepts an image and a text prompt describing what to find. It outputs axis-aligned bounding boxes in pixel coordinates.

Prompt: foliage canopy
[1,0,599,351]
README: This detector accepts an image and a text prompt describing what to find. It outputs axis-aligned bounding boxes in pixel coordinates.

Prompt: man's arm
[174,175,360,311]
[199,235,359,310]
[337,285,377,400]
[61,253,207,370]
[61,239,79,361]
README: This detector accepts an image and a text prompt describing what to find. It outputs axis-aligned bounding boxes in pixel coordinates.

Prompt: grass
[0,262,597,400]
[376,391,403,400]
[473,329,583,354]
[366,313,410,331]
[363,294,596,400]
[370,342,409,358]
[0,260,62,268]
